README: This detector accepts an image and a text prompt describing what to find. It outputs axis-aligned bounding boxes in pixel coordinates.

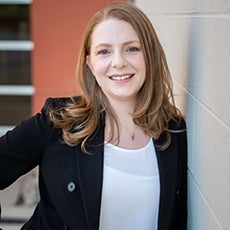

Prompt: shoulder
[155,118,187,147]
[168,118,187,150]
[41,96,83,115]
[43,96,82,110]
[168,118,187,144]
[168,117,186,131]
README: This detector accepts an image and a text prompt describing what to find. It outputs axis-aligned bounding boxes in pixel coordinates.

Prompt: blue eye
[127,47,139,52]
[98,49,110,55]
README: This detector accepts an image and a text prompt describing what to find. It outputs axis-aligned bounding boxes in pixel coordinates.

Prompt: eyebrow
[94,40,141,49]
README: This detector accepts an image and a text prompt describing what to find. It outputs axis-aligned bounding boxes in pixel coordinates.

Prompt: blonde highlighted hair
[50,2,183,153]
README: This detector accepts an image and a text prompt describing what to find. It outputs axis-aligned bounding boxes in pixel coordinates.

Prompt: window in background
[0,1,34,136]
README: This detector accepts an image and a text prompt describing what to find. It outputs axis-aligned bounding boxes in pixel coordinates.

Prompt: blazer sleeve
[175,119,188,229]
[0,98,54,189]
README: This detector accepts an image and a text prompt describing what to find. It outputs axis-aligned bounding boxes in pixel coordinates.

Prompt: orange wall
[31,0,125,114]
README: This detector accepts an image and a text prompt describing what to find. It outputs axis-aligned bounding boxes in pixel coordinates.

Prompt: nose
[111,51,127,68]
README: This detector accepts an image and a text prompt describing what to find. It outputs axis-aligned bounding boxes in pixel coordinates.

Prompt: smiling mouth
[108,74,134,81]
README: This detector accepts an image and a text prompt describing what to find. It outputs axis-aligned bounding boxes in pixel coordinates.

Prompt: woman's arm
[0,98,53,189]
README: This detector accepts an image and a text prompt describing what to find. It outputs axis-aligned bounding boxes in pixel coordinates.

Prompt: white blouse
[99,139,160,230]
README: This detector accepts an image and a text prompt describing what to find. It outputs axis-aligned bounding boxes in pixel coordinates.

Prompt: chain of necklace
[119,123,137,141]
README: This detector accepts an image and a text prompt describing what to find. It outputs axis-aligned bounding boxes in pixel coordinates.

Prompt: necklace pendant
[130,132,135,140]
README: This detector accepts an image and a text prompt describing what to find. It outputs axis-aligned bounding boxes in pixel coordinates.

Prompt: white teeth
[110,75,131,80]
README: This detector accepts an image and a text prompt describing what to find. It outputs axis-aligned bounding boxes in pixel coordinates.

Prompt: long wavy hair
[50,2,182,153]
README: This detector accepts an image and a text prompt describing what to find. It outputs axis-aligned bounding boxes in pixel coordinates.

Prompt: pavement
[0,169,39,230]
[0,205,35,230]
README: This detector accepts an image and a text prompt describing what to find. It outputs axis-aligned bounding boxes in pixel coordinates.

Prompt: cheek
[134,55,146,74]
[91,59,109,76]
[138,54,145,66]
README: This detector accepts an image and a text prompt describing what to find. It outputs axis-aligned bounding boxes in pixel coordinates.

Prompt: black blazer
[0,97,187,230]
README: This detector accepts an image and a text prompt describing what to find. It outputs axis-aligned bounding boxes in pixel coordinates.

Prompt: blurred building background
[0,0,125,229]
[0,0,230,229]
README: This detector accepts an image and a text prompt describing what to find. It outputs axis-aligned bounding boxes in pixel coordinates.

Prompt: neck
[105,100,137,142]
[108,97,136,120]
[104,96,145,144]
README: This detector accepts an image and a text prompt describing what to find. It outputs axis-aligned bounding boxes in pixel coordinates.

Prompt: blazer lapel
[154,134,178,230]
[76,114,178,230]
[76,118,105,230]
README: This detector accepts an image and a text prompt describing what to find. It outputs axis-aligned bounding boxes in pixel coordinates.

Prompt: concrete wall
[134,0,230,229]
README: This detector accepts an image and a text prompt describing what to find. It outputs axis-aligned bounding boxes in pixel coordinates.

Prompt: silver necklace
[130,132,135,140]
[120,123,137,141]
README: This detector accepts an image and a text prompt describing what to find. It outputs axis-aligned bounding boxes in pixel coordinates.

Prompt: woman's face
[86,18,146,104]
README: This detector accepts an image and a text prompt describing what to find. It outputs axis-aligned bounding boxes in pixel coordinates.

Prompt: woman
[0,2,187,230]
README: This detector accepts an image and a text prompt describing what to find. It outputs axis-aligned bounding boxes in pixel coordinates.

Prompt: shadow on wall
[186,17,204,229]
[186,14,230,229]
